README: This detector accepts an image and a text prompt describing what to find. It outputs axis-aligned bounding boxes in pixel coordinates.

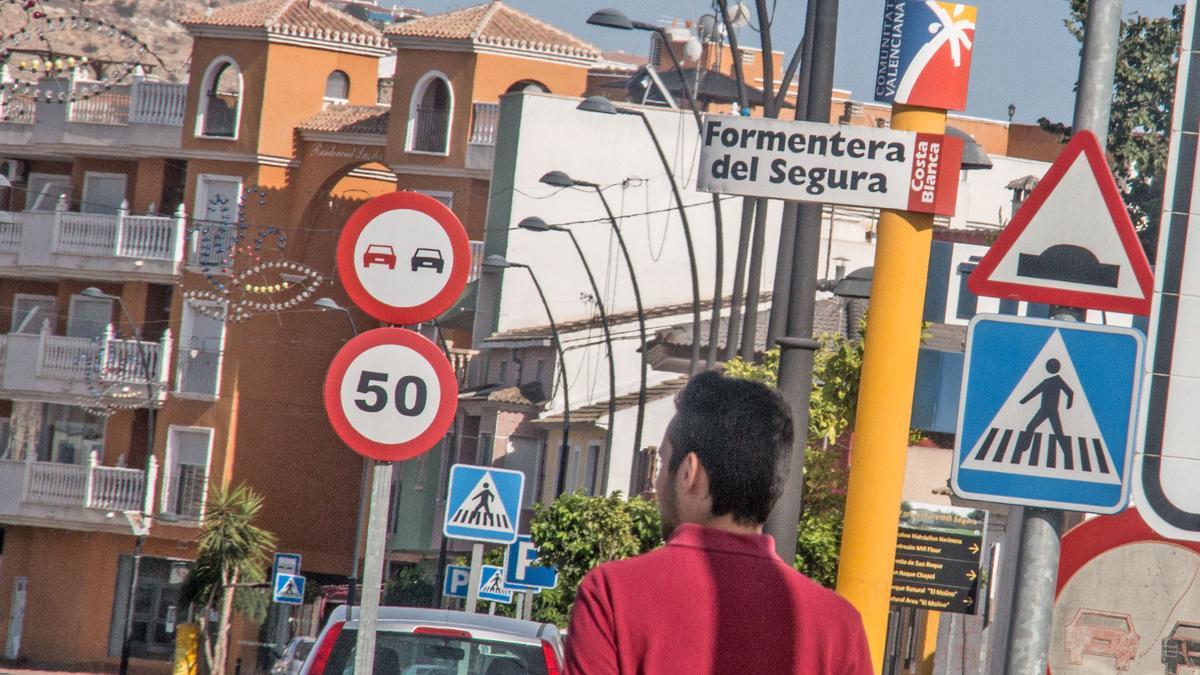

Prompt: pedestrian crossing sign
[952,314,1143,513]
[442,564,514,604]
[443,464,525,544]
[273,573,305,605]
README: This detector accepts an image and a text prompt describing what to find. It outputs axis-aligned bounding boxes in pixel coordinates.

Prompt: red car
[363,244,397,269]
[1065,609,1140,671]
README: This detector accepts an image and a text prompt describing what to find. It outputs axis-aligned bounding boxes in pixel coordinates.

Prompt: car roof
[328,605,558,644]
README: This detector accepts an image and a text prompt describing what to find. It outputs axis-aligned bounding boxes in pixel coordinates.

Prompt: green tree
[527,492,662,626]
[1039,2,1182,252]
[179,483,276,675]
[383,565,436,607]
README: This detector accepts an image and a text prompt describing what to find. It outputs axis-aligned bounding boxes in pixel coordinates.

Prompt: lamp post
[536,170,649,476]
[82,287,156,675]
[313,298,368,616]
[578,13,726,369]
[519,213,617,491]
[482,256,571,484]
[577,95,702,375]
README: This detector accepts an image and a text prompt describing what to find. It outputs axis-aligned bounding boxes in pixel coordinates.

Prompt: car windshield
[295,641,314,662]
[323,628,548,675]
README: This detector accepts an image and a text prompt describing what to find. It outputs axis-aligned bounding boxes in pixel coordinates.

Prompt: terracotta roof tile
[297,104,390,134]
[385,1,599,61]
[183,0,387,50]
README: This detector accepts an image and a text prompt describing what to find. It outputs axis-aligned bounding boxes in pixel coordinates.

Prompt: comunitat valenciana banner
[696,114,964,216]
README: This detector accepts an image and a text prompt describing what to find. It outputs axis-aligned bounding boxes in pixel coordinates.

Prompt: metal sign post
[353,461,392,675]
[465,543,483,614]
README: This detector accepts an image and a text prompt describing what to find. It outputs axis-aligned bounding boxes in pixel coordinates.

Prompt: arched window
[407,72,453,154]
[505,80,549,95]
[196,57,242,139]
[324,70,350,108]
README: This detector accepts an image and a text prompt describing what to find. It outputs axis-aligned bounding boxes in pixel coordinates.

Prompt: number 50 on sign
[324,328,458,462]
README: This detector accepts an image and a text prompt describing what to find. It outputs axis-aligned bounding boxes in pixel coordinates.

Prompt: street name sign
[889,502,987,614]
[952,314,1143,513]
[968,130,1153,315]
[874,0,978,111]
[696,114,963,215]
[443,564,514,604]
[1134,8,1200,542]
[503,535,559,590]
[443,464,524,544]
[336,191,470,325]
[323,328,458,462]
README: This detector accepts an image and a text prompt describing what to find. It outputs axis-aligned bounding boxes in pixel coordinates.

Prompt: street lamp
[313,298,369,617]
[82,287,156,675]
[481,255,572,481]
[577,95,702,375]
[518,214,617,490]
[534,171,649,470]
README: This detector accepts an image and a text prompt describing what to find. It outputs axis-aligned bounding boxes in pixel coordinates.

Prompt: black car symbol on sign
[362,244,397,270]
[411,248,444,273]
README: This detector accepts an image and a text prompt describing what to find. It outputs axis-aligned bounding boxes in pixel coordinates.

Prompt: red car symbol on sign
[362,244,397,269]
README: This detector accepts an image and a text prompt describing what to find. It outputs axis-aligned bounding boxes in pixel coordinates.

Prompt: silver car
[298,605,564,675]
[272,637,316,675]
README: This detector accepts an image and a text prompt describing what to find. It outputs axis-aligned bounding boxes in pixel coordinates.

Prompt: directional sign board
[1135,8,1200,543]
[336,191,470,325]
[323,328,458,462]
[443,464,524,544]
[443,564,514,604]
[890,502,987,614]
[504,535,558,590]
[273,573,305,605]
[968,131,1153,315]
[952,314,1143,513]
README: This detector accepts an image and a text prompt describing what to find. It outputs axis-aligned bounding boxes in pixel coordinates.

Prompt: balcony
[0,75,186,151]
[0,321,171,407]
[466,102,499,172]
[0,200,187,283]
[0,452,158,532]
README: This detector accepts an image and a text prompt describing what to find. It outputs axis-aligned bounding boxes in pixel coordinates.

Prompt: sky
[387,0,1181,125]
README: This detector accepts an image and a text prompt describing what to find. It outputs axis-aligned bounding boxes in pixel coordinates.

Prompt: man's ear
[679,452,707,496]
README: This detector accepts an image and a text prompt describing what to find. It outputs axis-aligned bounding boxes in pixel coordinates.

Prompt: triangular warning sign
[960,330,1120,485]
[968,130,1153,315]
[447,471,514,534]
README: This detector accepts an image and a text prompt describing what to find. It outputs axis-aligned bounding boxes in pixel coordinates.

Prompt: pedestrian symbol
[273,573,305,605]
[443,464,525,544]
[959,331,1119,486]
[953,315,1143,513]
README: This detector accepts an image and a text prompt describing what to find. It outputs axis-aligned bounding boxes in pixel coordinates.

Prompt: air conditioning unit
[0,159,25,185]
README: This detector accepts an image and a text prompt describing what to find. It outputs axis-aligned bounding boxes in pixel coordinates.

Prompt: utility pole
[1003,1,1122,672]
[762,0,837,561]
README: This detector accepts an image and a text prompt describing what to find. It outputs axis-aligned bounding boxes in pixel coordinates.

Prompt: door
[81,172,127,215]
[191,175,242,267]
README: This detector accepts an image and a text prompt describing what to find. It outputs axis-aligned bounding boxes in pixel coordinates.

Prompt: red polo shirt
[565,523,873,674]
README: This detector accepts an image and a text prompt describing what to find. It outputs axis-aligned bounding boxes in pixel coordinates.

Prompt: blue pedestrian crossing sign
[952,314,1143,513]
[443,464,524,544]
[504,536,558,590]
[273,573,305,605]
[442,564,514,604]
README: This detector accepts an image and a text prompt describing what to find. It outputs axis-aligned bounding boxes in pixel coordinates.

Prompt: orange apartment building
[0,0,606,670]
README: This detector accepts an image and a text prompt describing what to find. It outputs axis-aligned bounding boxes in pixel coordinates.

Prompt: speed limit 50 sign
[324,328,457,461]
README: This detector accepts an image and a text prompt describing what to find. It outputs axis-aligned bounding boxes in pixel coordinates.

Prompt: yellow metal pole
[918,611,940,675]
[835,103,947,670]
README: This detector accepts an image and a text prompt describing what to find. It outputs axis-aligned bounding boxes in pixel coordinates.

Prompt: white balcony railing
[51,200,185,262]
[129,80,187,126]
[67,84,131,125]
[469,102,500,146]
[0,92,35,124]
[26,321,172,397]
[22,452,157,513]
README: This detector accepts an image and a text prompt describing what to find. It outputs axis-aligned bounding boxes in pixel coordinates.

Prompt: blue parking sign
[442,564,512,603]
[952,315,1143,513]
[503,536,558,590]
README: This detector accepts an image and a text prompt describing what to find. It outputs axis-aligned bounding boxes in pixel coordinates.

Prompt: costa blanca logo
[875,1,977,111]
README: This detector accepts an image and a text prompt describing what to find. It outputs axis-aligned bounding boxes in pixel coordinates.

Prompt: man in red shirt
[566,371,873,674]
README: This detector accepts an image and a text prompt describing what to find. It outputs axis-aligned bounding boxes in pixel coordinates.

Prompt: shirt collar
[665,522,779,559]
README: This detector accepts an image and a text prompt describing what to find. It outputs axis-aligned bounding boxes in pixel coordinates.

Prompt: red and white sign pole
[323,192,468,674]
